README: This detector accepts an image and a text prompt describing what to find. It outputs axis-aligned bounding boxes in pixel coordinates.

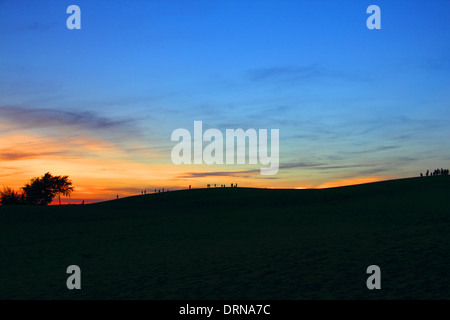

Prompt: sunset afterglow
[1,1,449,203]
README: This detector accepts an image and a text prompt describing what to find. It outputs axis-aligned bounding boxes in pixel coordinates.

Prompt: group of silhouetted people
[139,188,171,194]
[205,183,238,188]
[420,168,449,177]
[113,182,244,201]
[114,188,171,200]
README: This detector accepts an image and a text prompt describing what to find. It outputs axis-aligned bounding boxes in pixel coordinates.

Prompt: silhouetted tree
[53,175,74,205]
[22,172,73,206]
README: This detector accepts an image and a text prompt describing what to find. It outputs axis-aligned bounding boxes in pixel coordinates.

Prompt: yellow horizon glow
[1,133,393,203]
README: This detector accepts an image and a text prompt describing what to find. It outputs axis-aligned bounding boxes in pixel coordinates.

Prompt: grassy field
[1,176,449,299]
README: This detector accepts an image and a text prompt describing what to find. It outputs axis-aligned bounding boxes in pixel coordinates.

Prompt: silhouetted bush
[0,187,25,205]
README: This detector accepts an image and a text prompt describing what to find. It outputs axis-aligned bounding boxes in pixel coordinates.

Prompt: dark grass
[1,176,449,299]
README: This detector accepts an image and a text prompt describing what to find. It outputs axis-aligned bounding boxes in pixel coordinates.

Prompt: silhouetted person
[189,185,191,190]
[81,200,84,205]
[116,195,119,199]
[420,173,423,177]
[426,170,429,176]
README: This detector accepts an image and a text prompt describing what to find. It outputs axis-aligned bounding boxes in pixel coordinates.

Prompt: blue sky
[0,0,449,199]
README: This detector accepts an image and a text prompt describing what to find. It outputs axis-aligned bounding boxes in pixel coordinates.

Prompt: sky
[0,0,449,203]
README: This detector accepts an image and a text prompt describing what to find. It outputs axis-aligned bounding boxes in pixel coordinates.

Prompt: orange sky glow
[0,131,392,204]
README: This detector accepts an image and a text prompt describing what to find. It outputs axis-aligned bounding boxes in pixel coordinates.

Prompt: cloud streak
[247,65,319,82]
[342,145,399,155]
[177,162,374,179]
[179,170,259,179]
[22,21,55,32]
[246,65,367,83]
[0,148,64,161]
[0,105,140,139]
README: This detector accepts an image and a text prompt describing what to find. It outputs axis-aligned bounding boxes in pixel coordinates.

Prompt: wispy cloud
[276,161,374,171]
[0,165,28,178]
[177,162,373,179]
[22,21,55,32]
[355,167,388,176]
[280,162,325,169]
[247,65,319,82]
[0,105,139,138]
[343,145,399,155]
[179,169,259,179]
[0,148,64,161]
[246,65,367,83]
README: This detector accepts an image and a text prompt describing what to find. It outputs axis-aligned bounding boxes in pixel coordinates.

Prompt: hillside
[1,176,449,299]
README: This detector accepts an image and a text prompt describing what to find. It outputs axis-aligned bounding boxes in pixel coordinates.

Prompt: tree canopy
[21,172,74,205]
